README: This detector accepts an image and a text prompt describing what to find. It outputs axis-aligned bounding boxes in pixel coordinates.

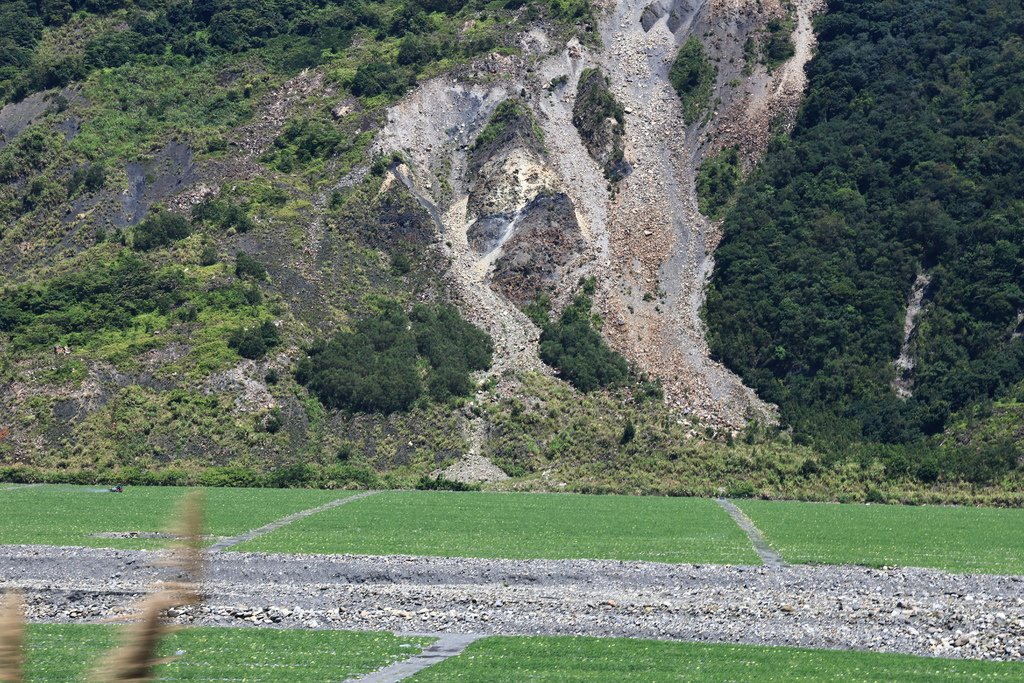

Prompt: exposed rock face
[374,81,547,380]
[336,169,437,250]
[466,99,558,254]
[372,0,825,432]
[117,140,198,227]
[492,193,586,306]
[467,147,558,253]
[893,272,932,399]
[641,0,694,32]
[0,91,51,150]
[462,99,587,307]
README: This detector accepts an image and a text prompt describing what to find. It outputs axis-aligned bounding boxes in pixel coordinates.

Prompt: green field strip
[405,635,1024,682]
[738,499,1024,574]
[0,485,352,549]
[23,624,433,681]
[236,491,762,564]
[209,490,378,550]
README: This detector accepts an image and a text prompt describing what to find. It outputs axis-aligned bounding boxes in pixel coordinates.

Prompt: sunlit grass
[739,499,1024,574]
[0,485,350,549]
[25,624,432,682]
[407,636,1024,682]
[238,490,761,564]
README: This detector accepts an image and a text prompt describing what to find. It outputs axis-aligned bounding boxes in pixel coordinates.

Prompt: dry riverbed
[2,545,1023,662]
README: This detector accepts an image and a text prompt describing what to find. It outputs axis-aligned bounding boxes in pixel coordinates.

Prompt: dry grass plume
[92,491,204,682]
[0,590,25,683]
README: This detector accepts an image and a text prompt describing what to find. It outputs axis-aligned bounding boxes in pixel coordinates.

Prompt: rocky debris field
[4,545,1023,662]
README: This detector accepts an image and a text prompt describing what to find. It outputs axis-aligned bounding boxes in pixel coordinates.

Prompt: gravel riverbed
[2,545,1023,661]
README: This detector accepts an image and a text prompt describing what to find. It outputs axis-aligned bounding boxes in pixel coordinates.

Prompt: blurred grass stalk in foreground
[93,491,205,682]
[0,590,24,683]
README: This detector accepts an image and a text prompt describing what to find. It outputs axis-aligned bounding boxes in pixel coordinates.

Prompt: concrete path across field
[345,633,482,682]
[716,498,786,568]
[208,490,378,551]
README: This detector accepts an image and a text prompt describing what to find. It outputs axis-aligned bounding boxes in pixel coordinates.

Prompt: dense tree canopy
[0,0,588,105]
[296,302,492,413]
[707,0,1024,451]
[0,254,184,347]
[536,292,629,392]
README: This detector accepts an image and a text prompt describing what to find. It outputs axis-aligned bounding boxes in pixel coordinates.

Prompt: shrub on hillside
[266,462,318,488]
[67,163,106,196]
[199,243,218,266]
[350,61,415,98]
[228,320,280,360]
[696,146,741,219]
[416,474,481,491]
[571,69,626,180]
[133,208,192,251]
[235,251,267,280]
[763,17,796,67]
[192,197,254,233]
[296,301,492,413]
[669,37,716,124]
[537,293,629,392]
[472,98,542,152]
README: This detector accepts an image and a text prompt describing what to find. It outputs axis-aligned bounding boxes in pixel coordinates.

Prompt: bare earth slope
[374,0,823,431]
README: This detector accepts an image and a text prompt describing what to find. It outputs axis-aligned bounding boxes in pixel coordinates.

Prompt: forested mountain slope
[0,0,1020,502]
[707,0,1024,481]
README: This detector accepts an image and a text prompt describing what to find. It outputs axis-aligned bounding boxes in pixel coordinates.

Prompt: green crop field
[6,486,1024,574]
[23,624,432,681]
[406,636,1024,682]
[739,500,1024,574]
[0,485,350,549]
[236,490,761,564]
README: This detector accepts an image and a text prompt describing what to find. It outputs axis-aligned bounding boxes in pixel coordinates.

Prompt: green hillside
[707,0,1024,482]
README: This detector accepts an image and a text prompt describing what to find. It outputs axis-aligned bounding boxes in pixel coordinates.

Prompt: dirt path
[208,491,378,551]
[346,633,482,683]
[716,498,785,568]
[5,546,1023,661]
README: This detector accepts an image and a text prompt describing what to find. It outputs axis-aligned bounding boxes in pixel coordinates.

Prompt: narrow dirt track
[3,545,1022,662]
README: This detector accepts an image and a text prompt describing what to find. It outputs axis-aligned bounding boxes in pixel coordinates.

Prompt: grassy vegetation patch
[72,62,257,160]
[0,251,184,351]
[762,16,796,69]
[406,635,1024,682]
[0,485,349,549]
[739,499,1024,574]
[237,490,761,564]
[25,624,432,682]
[669,37,715,124]
[471,98,544,153]
[696,147,741,219]
[571,68,627,180]
[529,284,630,392]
